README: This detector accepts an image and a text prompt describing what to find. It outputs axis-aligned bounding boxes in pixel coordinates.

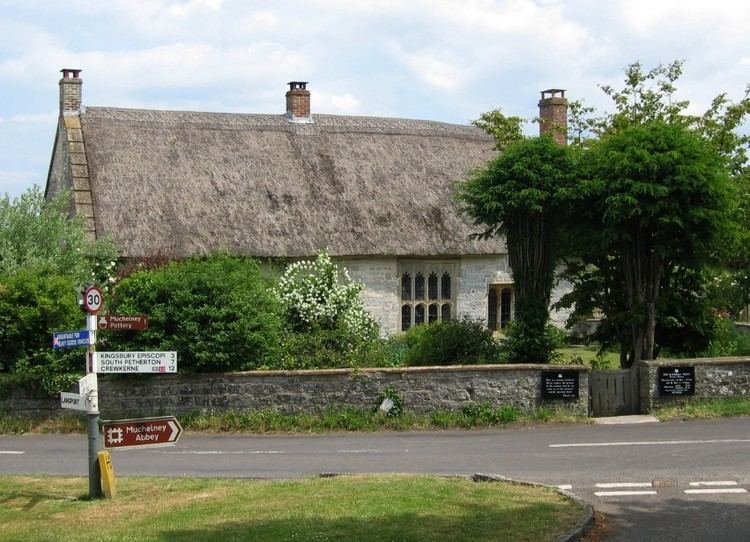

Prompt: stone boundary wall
[638,357,750,412]
[1,364,589,418]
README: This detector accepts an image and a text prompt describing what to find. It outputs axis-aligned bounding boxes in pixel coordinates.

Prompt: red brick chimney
[538,89,567,145]
[60,68,83,115]
[285,81,311,119]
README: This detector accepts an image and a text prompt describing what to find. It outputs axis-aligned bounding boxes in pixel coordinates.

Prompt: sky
[0,0,748,198]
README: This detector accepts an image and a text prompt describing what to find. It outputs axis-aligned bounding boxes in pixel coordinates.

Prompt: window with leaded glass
[398,261,457,332]
[415,272,425,300]
[441,304,451,322]
[428,303,438,323]
[428,272,438,300]
[401,305,412,331]
[441,272,451,300]
[401,273,411,301]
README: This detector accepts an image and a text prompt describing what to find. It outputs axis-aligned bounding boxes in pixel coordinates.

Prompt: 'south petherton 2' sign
[102,417,182,449]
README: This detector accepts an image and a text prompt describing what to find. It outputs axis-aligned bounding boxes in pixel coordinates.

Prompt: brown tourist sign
[102,417,182,449]
[98,315,149,331]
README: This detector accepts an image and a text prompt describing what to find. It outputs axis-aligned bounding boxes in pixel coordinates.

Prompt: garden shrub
[702,318,750,357]
[0,270,84,395]
[105,256,284,372]
[499,322,566,363]
[274,252,380,369]
[403,317,500,366]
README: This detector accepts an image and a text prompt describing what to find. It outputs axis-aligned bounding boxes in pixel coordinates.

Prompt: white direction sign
[95,351,177,374]
[78,373,97,397]
[60,392,97,412]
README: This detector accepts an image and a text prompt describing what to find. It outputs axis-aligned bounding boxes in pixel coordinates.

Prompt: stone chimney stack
[285,81,311,119]
[538,89,567,145]
[59,68,83,115]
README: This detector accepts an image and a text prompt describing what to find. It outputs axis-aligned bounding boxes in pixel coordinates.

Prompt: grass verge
[0,404,587,435]
[653,397,750,420]
[0,474,582,542]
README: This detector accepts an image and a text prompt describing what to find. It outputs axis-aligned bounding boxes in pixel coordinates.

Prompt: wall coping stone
[103,363,589,380]
[637,357,750,368]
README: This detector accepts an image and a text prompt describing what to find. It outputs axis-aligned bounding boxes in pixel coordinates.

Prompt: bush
[0,270,84,395]
[499,322,565,363]
[702,318,750,357]
[105,256,284,372]
[403,317,500,366]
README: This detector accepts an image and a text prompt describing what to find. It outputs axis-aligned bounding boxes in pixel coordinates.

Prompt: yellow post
[97,450,117,499]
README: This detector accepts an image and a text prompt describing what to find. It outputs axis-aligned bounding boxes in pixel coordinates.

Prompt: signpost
[98,315,148,331]
[60,391,96,412]
[53,282,178,499]
[52,330,91,349]
[95,351,177,373]
[81,285,104,314]
[102,417,182,449]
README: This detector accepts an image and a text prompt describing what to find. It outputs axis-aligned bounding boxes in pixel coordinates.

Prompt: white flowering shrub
[274,252,378,346]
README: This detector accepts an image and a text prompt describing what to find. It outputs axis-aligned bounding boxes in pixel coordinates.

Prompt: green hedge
[104,256,284,372]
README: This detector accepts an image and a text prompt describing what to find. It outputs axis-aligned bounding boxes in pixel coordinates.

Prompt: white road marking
[594,490,658,497]
[157,450,287,455]
[557,484,573,490]
[0,451,24,455]
[689,481,738,487]
[596,482,652,488]
[337,449,383,454]
[550,438,750,448]
[684,488,747,495]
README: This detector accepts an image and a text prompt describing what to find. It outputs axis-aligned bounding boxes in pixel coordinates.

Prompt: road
[2,417,750,541]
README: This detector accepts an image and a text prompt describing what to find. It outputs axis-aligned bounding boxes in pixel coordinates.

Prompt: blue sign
[52,330,90,350]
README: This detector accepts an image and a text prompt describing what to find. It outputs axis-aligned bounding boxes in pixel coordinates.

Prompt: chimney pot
[538,88,567,145]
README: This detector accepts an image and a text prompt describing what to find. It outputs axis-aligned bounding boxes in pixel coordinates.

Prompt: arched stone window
[398,261,457,331]
[401,272,411,301]
[488,284,514,331]
[428,303,438,323]
[441,304,451,322]
[415,303,426,325]
[415,273,425,300]
[401,305,412,331]
[441,272,451,300]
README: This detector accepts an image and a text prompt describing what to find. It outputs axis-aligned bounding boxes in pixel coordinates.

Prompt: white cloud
[327,93,361,114]
[10,112,57,124]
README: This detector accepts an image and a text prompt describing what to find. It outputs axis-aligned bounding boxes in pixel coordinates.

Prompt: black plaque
[542,371,579,399]
[658,366,695,396]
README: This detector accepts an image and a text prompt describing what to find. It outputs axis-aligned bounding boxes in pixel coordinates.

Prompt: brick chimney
[285,81,311,120]
[538,89,567,145]
[59,68,83,115]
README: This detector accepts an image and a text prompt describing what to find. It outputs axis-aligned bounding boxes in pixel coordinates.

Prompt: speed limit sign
[82,285,104,314]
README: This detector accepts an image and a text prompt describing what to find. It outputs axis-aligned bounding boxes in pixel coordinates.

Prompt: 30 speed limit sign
[82,285,104,314]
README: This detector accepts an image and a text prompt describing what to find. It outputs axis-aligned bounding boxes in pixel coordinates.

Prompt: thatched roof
[72,106,502,258]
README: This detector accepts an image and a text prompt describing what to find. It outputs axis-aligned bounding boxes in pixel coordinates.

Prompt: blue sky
[1,0,748,198]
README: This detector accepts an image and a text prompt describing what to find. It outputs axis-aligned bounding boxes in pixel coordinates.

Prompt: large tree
[575,121,735,365]
[559,62,749,365]
[458,136,575,362]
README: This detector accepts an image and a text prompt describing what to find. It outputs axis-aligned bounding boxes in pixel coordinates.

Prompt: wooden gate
[589,368,639,417]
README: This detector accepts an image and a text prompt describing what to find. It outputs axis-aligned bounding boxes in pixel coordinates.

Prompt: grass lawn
[654,397,750,420]
[0,475,582,542]
[555,346,620,369]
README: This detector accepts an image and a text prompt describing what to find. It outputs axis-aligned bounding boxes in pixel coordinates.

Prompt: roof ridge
[83,106,491,139]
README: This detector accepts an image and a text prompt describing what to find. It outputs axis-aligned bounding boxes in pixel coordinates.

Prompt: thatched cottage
[46,69,569,336]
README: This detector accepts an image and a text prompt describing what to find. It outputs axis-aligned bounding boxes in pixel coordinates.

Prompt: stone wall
[339,257,400,336]
[1,364,589,419]
[638,357,750,412]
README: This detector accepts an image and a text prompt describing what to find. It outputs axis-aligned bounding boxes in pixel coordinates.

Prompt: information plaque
[658,366,695,396]
[541,371,579,399]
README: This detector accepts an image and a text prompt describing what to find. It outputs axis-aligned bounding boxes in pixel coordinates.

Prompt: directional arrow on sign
[102,416,183,449]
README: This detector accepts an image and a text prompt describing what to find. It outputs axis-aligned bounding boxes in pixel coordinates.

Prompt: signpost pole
[86,312,102,499]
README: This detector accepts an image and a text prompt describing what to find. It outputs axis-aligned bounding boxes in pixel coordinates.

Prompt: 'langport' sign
[94,351,177,374]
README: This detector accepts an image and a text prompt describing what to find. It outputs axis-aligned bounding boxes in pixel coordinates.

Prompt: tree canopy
[458,136,576,362]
